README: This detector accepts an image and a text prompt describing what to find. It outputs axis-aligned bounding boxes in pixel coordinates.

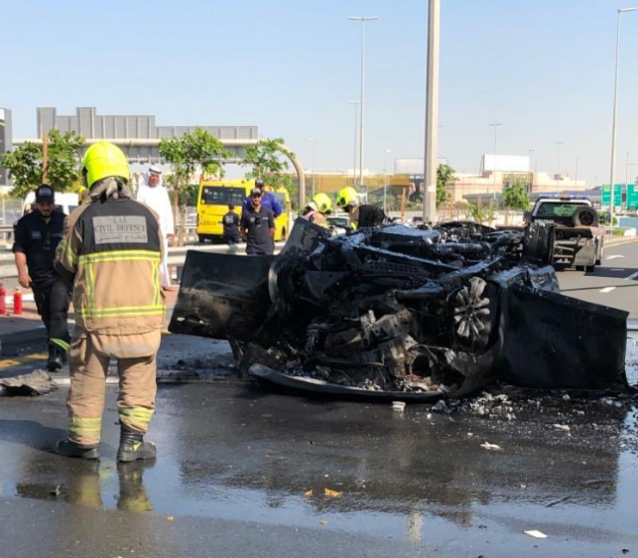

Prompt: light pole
[610,7,636,219]
[309,138,316,197]
[423,0,440,223]
[348,16,378,191]
[554,141,565,178]
[626,151,631,187]
[347,101,361,185]
[384,149,392,214]
[528,148,536,192]
[489,123,502,202]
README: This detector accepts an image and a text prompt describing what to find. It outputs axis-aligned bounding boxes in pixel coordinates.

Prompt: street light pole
[528,148,535,192]
[384,149,392,214]
[489,123,502,202]
[423,0,440,223]
[349,16,378,192]
[554,141,565,178]
[626,151,630,188]
[347,101,361,185]
[309,138,316,197]
[610,7,636,220]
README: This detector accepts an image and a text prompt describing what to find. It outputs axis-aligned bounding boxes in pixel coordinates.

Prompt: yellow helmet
[336,186,358,209]
[82,141,130,188]
[312,193,332,214]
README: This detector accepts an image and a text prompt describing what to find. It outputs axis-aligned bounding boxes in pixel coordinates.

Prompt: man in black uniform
[222,204,241,246]
[240,188,275,255]
[13,185,71,371]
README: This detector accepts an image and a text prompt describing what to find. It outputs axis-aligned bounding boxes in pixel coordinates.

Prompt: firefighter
[12,184,71,371]
[55,141,165,462]
[336,186,386,228]
[301,193,332,227]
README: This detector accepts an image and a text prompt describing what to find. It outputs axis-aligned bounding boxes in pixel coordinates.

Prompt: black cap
[250,187,262,196]
[35,184,54,203]
[255,179,265,188]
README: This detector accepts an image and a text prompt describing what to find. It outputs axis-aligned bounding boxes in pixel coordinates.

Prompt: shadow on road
[0,419,66,452]
[584,267,638,279]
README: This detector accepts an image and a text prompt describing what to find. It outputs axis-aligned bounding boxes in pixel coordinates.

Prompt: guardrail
[0,242,286,280]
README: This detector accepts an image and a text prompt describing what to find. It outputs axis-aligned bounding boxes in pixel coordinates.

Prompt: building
[0,108,13,186]
[34,107,258,164]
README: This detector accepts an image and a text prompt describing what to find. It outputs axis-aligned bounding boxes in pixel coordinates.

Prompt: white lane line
[600,287,616,293]
[606,255,625,260]
[625,271,638,281]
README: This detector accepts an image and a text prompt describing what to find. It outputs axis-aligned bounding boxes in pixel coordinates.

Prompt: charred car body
[170,218,628,402]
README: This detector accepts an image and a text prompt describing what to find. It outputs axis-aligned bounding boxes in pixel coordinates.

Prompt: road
[1,384,637,558]
[558,240,638,319]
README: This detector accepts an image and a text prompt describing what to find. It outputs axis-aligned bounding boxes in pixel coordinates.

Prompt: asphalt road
[558,240,638,319]
[1,384,637,558]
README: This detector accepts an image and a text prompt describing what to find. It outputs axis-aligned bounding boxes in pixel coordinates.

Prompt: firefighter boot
[56,440,100,460]
[117,426,157,463]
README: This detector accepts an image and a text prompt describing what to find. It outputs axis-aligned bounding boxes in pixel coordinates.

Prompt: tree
[502,181,530,224]
[240,139,297,207]
[2,130,84,198]
[159,128,229,246]
[436,164,457,208]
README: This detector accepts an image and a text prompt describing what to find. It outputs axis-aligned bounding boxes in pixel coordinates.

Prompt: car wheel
[198,235,206,244]
[586,264,596,272]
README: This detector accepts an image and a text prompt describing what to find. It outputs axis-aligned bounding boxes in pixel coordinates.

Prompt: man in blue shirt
[242,179,282,218]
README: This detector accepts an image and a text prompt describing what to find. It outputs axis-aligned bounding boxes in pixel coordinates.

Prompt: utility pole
[423,0,440,223]
[349,16,378,191]
[489,123,502,202]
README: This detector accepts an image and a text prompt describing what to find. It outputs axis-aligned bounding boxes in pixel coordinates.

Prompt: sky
[3,0,638,187]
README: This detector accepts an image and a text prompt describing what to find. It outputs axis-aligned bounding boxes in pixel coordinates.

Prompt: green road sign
[628,184,638,210]
[601,184,623,209]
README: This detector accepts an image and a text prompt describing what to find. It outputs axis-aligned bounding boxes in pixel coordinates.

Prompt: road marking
[606,255,624,260]
[599,287,616,293]
[625,271,638,281]
[0,352,48,370]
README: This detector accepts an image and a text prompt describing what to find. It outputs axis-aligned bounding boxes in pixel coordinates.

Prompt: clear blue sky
[3,0,638,186]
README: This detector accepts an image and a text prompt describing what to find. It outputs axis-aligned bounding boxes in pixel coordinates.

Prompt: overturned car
[169,219,628,402]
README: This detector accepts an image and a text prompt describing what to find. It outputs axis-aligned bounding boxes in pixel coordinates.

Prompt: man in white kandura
[136,165,175,291]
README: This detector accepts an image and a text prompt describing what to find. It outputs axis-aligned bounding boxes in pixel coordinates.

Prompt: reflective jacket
[55,195,165,338]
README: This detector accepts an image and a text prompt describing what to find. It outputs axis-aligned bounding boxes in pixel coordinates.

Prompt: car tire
[586,264,596,272]
[572,207,599,227]
[198,235,206,244]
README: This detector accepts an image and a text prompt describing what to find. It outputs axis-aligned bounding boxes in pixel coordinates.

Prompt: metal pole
[384,149,392,214]
[347,101,360,185]
[610,8,636,220]
[349,16,378,192]
[489,123,502,202]
[423,0,440,223]
[626,151,630,189]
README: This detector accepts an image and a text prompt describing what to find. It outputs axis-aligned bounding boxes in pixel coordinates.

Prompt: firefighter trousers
[66,332,159,446]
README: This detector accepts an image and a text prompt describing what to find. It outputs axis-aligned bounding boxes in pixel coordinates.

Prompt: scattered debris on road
[0,369,57,396]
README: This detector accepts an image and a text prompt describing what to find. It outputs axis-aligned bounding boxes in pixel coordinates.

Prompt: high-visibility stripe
[119,407,154,425]
[68,416,102,435]
[76,305,165,319]
[79,250,160,264]
[50,338,70,352]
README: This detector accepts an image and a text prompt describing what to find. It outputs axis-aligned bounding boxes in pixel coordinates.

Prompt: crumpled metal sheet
[0,370,57,397]
[169,217,629,400]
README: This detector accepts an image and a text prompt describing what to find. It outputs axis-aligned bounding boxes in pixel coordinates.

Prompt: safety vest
[56,196,165,335]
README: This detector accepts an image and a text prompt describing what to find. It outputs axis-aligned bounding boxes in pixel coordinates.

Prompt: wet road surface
[1,383,637,557]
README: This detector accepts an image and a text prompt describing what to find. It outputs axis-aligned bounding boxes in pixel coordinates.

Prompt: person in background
[301,193,332,228]
[13,184,70,371]
[240,188,275,255]
[242,179,282,219]
[222,204,241,246]
[136,165,174,291]
[336,186,386,229]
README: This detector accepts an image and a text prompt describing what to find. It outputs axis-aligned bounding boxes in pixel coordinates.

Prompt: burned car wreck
[169,219,628,402]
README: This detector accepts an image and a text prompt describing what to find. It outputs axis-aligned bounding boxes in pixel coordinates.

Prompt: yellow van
[197,179,291,243]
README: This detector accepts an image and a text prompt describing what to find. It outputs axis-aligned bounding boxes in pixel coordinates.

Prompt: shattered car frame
[170,218,628,402]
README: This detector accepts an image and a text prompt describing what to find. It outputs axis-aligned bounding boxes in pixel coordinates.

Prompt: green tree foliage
[502,181,530,212]
[240,138,297,206]
[467,202,494,224]
[2,130,84,198]
[436,164,457,208]
[159,128,229,245]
